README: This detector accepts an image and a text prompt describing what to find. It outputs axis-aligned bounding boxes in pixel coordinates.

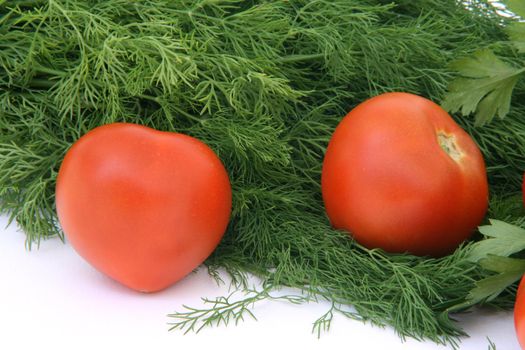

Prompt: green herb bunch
[441,0,525,320]
[0,0,523,346]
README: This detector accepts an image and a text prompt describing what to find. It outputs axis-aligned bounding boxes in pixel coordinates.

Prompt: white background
[0,214,520,350]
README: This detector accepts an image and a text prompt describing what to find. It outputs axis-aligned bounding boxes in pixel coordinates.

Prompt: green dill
[0,0,523,346]
[488,337,498,350]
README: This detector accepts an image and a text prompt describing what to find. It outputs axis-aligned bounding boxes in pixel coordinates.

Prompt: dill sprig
[0,0,523,345]
[198,217,483,347]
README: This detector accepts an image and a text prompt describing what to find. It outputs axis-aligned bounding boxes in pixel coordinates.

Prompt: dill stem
[138,94,204,123]
[275,53,325,64]
[34,65,66,77]
[29,78,57,88]
[173,9,226,24]
[137,94,160,104]
[1,0,46,8]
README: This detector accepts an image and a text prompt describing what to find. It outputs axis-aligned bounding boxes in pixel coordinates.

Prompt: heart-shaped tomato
[56,123,232,292]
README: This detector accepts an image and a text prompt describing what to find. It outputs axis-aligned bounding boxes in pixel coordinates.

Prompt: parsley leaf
[442,49,525,126]
[448,221,525,311]
[507,23,525,53]
[505,0,525,53]
[469,219,525,262]
[506,0,525,18]
[448,255,525,312]
[467,256,525,304]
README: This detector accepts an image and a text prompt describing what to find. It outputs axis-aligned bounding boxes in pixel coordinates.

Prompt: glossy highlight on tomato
[56,123,232,292]
[321,92,488,256]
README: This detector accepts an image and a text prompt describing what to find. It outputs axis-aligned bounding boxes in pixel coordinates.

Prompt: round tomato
[56,123,232,292]
[321,92,488,256]
[516,276,525,349]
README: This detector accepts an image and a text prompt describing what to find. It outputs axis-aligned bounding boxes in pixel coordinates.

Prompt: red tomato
[56,123,231,292]
[516,276,525,349]
[321,92,488,256]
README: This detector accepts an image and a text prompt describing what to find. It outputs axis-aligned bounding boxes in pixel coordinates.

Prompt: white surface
[0,214,520,350]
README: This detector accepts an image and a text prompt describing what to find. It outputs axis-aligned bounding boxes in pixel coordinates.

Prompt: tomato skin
[516,276,525,349]
[56,123,232,292]
[321,92,488,256]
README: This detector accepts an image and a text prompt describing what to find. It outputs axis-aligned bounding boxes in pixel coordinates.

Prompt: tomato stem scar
[437,132,463,162]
